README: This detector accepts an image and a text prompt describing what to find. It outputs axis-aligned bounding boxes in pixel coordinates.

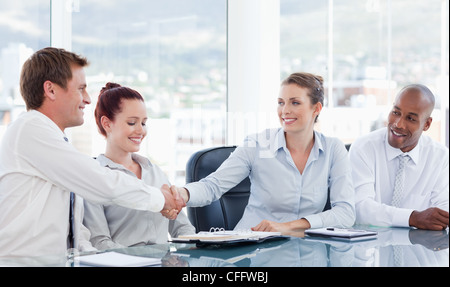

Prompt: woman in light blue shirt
[177,72,355,232]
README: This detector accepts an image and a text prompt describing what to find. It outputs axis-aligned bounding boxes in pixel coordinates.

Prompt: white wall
[227,0,280,145]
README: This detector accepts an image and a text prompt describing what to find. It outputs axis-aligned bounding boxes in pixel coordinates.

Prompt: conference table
[1,225,447,267]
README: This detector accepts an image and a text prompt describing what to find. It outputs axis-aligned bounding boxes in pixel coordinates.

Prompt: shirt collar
[310,131,324,160]
[270,128,324,157]
[30,110,69,142]
[96,153,152,170]
[269,128,284,155]
[384,128,420,165]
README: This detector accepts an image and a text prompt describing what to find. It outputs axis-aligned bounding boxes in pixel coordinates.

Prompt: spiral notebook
[170,228,286,245]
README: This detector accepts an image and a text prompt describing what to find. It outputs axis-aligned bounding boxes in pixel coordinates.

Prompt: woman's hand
[251,218,311,232]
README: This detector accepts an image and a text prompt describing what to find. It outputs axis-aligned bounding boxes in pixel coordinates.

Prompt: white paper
[305,227,377,242]
[173,230,282,243]
[78,251,161,267]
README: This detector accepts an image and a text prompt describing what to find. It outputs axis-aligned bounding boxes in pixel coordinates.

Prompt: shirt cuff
[392,208,414,227]
[148,186,165,212]
[303,214,323,229]
[184,182,200,206]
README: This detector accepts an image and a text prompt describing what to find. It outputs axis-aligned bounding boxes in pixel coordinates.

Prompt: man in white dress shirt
[349,84,449,230]
[0,47,183,257]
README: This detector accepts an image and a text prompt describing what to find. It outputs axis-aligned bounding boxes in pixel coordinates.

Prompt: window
[280,0,449,146]
[71,0,227,185]
[0,0,50,136]
[1,0,447,183]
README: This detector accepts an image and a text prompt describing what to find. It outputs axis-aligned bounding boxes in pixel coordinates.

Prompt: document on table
[305,227,378,242]
[78,251,161,267]
[171,229,285,245]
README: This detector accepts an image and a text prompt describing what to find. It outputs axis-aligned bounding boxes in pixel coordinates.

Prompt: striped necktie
[391,154,409,207]
[68,192,75,249]
[64,136,75,249]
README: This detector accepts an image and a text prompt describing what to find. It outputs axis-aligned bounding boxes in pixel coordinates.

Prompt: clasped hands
[160,184,189,220]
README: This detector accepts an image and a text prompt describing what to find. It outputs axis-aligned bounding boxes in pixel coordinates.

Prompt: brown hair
[20,47,89,110]
[281,72,324,122]
[95,82,145,137]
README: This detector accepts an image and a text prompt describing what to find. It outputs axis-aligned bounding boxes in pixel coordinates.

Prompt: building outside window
[280,0,449,146]
[0,0,448,186]
[70,0,227,185]
[0,0,50,136]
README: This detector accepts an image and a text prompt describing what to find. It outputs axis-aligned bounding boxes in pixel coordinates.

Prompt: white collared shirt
[186,128,355,229]
[0,110,164,257]
[349,128,449,227]
[83,154,195,250]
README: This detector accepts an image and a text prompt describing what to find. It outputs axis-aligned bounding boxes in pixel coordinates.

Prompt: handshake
[159,184,190,220]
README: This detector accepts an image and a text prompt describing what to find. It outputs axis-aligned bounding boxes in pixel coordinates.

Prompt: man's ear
[43,80,57,101]
[423,117,432,132]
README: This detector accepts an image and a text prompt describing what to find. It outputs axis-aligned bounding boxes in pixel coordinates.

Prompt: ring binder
[170,228,288,246]
[209,227,225,233]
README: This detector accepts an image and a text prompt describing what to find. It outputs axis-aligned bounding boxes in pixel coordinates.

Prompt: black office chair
[185,146,250,232]
[184,143,346,232]
[320,143,350,212]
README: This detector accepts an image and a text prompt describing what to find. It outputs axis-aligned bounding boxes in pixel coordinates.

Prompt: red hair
[94,82,144,137]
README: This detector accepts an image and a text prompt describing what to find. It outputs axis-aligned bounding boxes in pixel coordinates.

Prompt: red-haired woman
[83,83,195,250]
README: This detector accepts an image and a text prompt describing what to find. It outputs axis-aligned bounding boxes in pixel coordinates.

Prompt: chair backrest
[185,146,250,232]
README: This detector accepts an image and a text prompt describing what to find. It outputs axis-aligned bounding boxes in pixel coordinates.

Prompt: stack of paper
[305,228,377,242]
[171,230,284,245]
[78,251,161,267]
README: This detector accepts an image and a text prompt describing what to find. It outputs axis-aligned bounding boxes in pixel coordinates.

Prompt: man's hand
[170,186,190,204]
[160,184,186,220]
[408,228,449,251]
[171,185,187,211]
[409,207,449,230]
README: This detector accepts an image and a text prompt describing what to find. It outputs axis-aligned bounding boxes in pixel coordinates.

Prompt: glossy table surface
[1,226,448,267]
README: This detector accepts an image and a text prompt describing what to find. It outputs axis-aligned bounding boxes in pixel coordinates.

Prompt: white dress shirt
[186,128,355,230]
[349,128,449,228]
[0,110,165,257]
[83,154,195,250]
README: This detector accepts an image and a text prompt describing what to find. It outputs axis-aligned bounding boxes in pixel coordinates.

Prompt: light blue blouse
[186,128,355,230]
